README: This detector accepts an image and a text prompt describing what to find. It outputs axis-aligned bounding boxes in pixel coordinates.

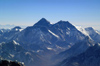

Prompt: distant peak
[85,27,95,33]
[12,26,22,29]
[85,27,94,30]
[54,20,76,29]
[57,20,71,25]
[12,26,22,31]
[41,18,47,21]
[38,18,50,23]
[59,20,69,22]
[34,18,51,27]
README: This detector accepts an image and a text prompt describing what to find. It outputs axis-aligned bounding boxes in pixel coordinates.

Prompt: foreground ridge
[0,60,25,66]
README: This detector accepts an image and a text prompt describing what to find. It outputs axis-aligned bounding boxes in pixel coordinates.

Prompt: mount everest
[0,18,100,66]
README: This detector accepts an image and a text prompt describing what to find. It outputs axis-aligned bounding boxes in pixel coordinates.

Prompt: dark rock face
[0,60,25,66]
[34,18,51,27]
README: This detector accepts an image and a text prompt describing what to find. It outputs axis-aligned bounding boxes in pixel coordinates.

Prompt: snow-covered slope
[76,26,100,43]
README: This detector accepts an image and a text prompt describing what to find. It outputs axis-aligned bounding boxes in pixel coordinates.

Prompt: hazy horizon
[0,0,100,30]
[0,19,100,31]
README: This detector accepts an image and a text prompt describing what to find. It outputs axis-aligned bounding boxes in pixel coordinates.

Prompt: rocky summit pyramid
[34,18,51,27]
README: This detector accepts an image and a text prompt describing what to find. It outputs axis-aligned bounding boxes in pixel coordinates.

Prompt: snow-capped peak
[12,26,22,31]
[85,27,97,35]
[54,20,76,29]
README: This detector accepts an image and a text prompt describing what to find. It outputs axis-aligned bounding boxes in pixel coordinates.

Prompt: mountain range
[0,18,100,66]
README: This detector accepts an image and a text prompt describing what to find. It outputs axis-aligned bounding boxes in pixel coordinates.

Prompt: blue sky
[0,0,100,30]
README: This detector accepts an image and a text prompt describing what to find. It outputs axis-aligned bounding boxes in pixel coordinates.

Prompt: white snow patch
[48,30,59,38]
[48,41,52,44]
[21,62,24,65]
[25,52,31,55]
[13,40,20,45]
[67,28,70,30]
[37,50,43,53]
[10,54,14,58]
[40,34,46,42]
[15,28,23,31]
[19,29,23,31]
[96,30,100,35]
[1,30,3,32]
[98,43,100,46]
[68,45,71,48]
[15,28,18,31]
[56,45,63,49]
[47,47,52,50]
[66,31,70,35]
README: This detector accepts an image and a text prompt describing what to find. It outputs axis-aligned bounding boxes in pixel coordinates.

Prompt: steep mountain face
[34,18,51,27]
[50,21,85,47]
[14,18,86,54]
[0,41,44,66]
[59,43,100,66]
[53,37,94,64]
